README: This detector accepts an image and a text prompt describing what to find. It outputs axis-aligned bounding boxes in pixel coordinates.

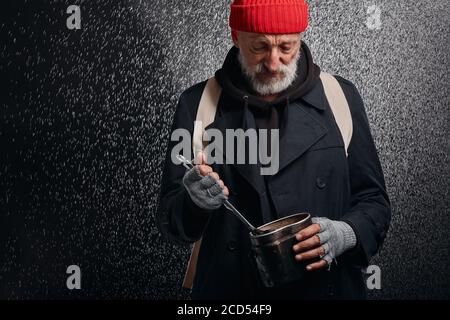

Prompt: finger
[292,235,321,253]
[198,164,213,176]
[194,151,205,165]
[222,186,229,197]
[200,175,217,189]
[206,183,224,197]
[183,166,203,182]
[311,217,330,232]
[295,245,325,261]
[208,172,220,181]
[295,223,321,241]
[321,254,333,267]
[316,229,331,245]
[306,259,328,271]
[322,242,330,256]
[216,179,224,188]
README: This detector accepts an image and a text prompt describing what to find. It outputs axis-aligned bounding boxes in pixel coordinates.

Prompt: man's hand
[182,151,229,210]
[292,217,357,271]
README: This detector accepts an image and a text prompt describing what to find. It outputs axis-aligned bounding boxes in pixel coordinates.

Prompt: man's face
[234,31,301,96]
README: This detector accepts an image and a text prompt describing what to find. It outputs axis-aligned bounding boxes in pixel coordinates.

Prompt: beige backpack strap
[319,72,353,157]
[182,238,202,289]
[192,77,222,158]
[182,77,221,290]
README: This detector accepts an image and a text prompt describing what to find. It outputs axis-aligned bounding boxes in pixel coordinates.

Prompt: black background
[1,0,449,299]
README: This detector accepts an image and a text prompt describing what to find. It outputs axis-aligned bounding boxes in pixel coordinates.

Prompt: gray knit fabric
[311,217,357,265]
[182,166,227,210]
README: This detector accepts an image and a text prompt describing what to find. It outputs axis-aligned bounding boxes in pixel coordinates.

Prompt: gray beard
[238,50,301,96]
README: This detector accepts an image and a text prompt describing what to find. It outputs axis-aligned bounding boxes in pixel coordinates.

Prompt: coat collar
[300,79,327,111]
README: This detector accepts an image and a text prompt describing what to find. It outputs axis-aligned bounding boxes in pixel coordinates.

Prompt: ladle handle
[176,155,259,234]
[223,200,258,233]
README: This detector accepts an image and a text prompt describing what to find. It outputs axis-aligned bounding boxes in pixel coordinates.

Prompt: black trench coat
[156,75,391,300]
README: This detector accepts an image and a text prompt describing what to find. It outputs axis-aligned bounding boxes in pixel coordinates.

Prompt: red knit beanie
[229,0,309,35]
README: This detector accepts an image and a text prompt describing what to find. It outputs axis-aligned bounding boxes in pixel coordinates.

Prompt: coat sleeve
[337,77,391,267]
[155,82,215,245]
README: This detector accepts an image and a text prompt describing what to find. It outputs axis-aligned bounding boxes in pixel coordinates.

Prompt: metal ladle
[176,154,266,235]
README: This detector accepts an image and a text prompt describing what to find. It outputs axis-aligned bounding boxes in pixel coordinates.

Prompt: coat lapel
[275,101,328,174]
[274,80,329,174]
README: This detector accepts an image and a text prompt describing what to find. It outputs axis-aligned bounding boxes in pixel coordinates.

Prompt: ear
[231,30,239,48]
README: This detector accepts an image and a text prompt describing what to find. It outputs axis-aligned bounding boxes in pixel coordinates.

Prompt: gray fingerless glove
[311,217,357,266]
[182,166,227,210]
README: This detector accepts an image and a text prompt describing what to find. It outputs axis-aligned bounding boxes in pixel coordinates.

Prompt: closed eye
[280,45,293,53]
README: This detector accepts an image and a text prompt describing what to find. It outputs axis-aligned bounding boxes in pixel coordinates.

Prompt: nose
[264,48,281,73]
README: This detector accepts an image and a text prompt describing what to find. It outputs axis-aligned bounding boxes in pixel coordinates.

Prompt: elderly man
[157,0,391,299]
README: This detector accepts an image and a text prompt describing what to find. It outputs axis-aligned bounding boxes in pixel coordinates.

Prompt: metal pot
[250,212,311,287]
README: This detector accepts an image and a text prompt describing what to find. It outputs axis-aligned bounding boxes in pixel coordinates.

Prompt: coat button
[316,177,327,189]
[227,241,237,251]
